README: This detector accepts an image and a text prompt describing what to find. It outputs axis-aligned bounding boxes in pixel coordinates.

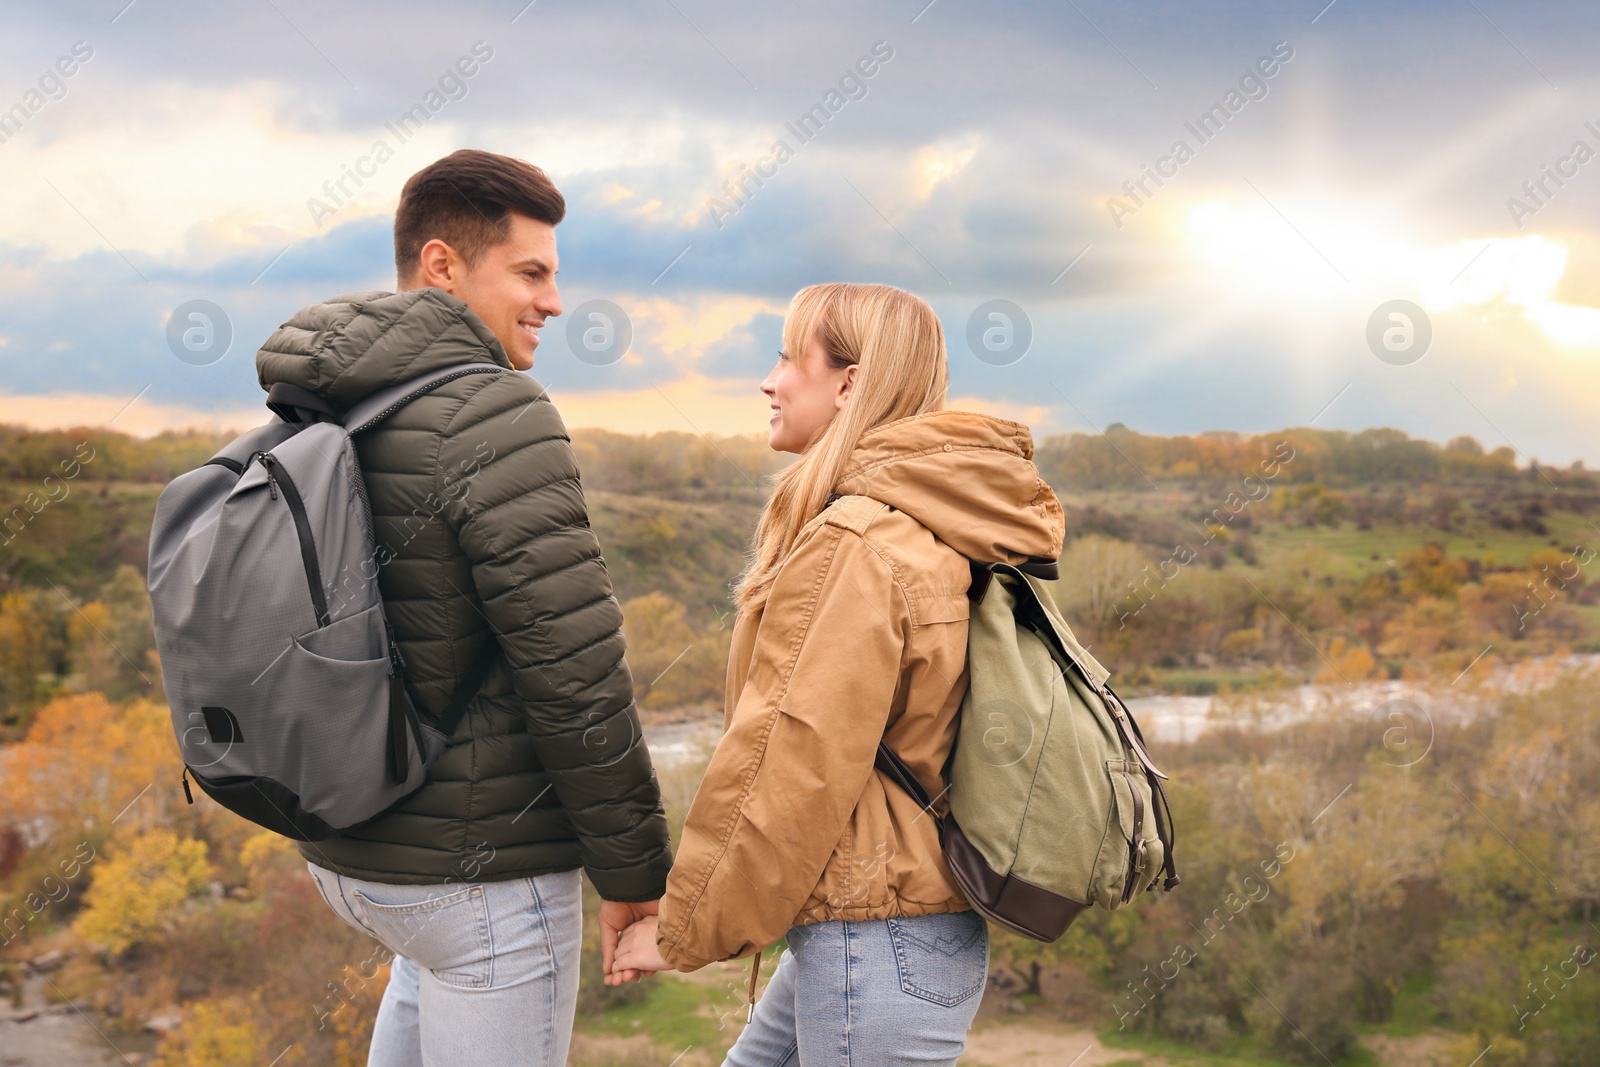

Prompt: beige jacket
[656,410,1065,970]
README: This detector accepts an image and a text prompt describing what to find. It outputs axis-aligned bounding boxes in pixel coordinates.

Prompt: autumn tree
[74,828,211,955]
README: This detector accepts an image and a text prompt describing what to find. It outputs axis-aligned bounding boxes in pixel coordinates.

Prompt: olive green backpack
[876,559,1180,940]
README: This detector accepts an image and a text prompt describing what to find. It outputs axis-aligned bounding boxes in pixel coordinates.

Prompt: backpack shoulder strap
[875,742,941,820]
[431,641,499,738]
[342,364,504,434]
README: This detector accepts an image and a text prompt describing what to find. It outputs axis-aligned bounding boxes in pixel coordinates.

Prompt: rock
[25,949,65,973]
[143,1010,183,1034]
[987,968,1021,992]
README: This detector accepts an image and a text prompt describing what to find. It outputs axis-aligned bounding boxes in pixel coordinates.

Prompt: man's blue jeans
[725,909,990,1066]
[307,862,582,1067]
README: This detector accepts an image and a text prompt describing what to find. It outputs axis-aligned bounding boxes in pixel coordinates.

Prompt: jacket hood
[256,288,512,410]
[833,410,1065,564]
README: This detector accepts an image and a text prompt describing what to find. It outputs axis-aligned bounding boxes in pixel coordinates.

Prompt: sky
[0,0,1596,464]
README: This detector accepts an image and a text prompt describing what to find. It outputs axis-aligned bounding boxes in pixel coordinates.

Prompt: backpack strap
[874,742,941,824]
[342,364,505,433]
[265,383,337,425]
[433,641,499,739]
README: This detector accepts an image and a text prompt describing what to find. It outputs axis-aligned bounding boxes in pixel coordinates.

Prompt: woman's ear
[834,364,858,410]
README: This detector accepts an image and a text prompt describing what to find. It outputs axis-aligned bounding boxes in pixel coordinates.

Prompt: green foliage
[996,666,1600,1065]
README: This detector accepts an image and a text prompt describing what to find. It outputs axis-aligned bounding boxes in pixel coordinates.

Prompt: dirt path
[962,1020,1158,1065]
[0,971,138,1066]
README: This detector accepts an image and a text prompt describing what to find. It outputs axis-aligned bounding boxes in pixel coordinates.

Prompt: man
[256,149,671,1065]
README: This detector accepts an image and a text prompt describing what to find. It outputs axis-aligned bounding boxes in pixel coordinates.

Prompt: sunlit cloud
[912,134,981,200]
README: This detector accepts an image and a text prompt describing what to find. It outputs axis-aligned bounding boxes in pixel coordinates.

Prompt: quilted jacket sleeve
[655,518,910,968]
[436,372,672,902]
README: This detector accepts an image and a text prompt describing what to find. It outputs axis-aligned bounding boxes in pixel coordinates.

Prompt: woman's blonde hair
[733,282,948,609]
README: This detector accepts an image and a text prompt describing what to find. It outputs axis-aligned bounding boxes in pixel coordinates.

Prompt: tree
[73,828,210,955]
[154,996,272,1067]
[619,592,730,710]
[0,693,180,843]
[1057,535,1149,641]
[0,590,60,731]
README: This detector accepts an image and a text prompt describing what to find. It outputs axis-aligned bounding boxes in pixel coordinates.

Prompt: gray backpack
[147,365,502,841]
[877,559,1180,940]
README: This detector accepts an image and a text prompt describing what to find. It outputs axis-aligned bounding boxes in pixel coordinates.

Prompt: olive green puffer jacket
[255,287,672,901]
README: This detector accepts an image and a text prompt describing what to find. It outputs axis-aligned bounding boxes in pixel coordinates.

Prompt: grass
[1248,519,1588,579]
[1364,974,1447,1037]
[578,973,742,1059]
[577,945,785,1062]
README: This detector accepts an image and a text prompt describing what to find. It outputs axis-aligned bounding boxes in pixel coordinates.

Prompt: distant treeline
[1035,425,1592,491]
[0,421,1587,492]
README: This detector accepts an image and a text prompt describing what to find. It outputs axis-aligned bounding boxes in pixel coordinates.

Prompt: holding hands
[598,899,672,985]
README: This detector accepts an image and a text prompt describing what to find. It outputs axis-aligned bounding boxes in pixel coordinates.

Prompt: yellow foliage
[1316,637,1376,683]
[238,831,302,898]
[154,997,272,1067]
[0,693,181,840]
[1220,627,1264,659]
[329,961,390,1067]
[1378,596,1470,661]
[74,829,211,955]
[1398,542,1469,600]
[620,592,731,710]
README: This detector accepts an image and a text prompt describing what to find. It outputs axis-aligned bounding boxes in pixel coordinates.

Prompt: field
[1,421,1597,1066]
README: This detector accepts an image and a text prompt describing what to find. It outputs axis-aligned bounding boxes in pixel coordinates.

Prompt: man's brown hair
[394,149,566,280]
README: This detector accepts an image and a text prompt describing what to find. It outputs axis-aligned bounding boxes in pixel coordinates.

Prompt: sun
[1177,196,1600,351]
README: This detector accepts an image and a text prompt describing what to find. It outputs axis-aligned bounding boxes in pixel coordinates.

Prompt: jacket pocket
[887,910,989,1007]
[349,884,492,988]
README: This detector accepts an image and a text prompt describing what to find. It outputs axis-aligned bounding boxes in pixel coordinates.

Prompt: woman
[612,282,1064,1065]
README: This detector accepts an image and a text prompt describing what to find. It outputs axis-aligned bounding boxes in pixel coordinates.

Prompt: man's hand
[609,915,669,984]
[599,899,659,985]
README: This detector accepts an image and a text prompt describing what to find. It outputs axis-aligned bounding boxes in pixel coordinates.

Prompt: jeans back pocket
[350,884,493,989]
[887,910,989,1007]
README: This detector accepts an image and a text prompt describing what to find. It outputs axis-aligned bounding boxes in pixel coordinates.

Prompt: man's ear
[834,364,858,410]
[413,238,463,295]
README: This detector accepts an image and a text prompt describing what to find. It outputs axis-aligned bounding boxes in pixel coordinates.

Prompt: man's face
[405,212,562,371]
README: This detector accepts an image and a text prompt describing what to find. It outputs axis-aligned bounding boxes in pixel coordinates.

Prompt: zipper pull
[181,766,194,805]
[253,453,280,499]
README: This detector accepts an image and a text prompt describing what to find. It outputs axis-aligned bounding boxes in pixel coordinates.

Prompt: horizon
[0,412,1582,479]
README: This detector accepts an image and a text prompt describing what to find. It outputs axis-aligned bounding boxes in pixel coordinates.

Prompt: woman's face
[760,332,856,454]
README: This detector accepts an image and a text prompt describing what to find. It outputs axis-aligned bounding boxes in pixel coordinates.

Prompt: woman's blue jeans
[306,862,582,1067]
[725,909,990,1066]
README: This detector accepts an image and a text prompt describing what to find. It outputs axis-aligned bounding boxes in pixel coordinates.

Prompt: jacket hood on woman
[656,408,1063,970]
[833,409,1064,565]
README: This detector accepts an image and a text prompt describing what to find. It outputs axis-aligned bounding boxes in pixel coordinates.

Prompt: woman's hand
[607,914,670,984]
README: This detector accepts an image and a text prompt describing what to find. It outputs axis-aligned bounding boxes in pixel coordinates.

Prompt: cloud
[2,0,1600,465]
